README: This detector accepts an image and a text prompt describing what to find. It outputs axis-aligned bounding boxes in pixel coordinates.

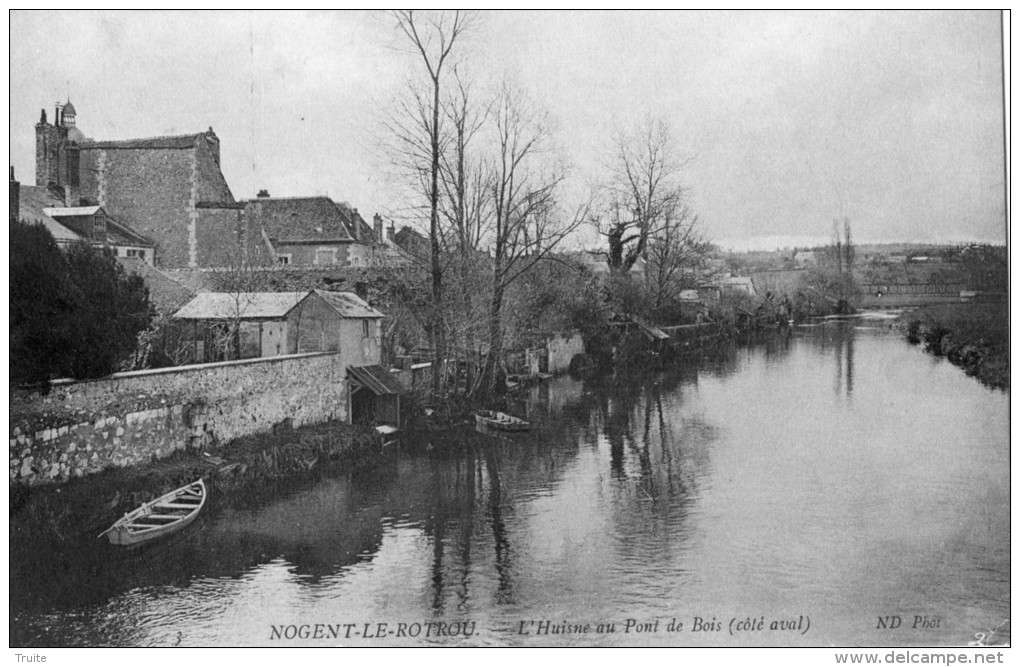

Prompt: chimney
[352,208,361,241]
[373,213,383,244]
[10,167,20,224]
[257,189,270,198]
[387,222,395,242]
[205,127,221,165]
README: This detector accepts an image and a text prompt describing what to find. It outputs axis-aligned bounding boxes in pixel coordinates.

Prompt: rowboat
[99,479,207,546]
[474,410,530,432]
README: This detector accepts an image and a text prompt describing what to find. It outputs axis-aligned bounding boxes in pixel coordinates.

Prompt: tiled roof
[173,292,310,320]
[116,257,195,315]
[316,290,384,319]
[336,203,375,242]
[250,197,355,243]
[81,134,207,150]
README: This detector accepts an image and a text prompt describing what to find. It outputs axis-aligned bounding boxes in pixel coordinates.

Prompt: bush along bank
[902,304,1008,391]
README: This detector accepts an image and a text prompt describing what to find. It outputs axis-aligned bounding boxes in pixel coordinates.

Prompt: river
[9,318,1010,647]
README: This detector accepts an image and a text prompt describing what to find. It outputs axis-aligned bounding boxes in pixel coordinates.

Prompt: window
[126,248,146,260]
[92,214,107,240]
[277,254,291,265]
[363,320,370,337]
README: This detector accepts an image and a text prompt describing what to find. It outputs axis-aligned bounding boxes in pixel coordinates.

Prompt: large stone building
[35,101,241,268]
[32,100,408,270]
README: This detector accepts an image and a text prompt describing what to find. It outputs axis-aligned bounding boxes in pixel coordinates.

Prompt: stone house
[171,289,400,425]
[249,191,411,269]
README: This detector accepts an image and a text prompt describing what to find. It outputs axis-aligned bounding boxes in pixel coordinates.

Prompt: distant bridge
[858,283,965,308]
[860,283,964,296]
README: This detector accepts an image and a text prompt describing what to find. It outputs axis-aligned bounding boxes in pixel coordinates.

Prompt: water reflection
[10,323,1010,647]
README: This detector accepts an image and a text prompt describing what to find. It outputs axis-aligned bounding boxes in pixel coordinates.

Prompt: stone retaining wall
[10,352,347,486]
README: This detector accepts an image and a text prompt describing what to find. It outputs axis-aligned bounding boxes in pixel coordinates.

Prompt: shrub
[10,221,153,384]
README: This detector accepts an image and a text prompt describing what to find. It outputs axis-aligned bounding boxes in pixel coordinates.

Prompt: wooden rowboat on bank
[99,479,207,546]
[474,410,531,432]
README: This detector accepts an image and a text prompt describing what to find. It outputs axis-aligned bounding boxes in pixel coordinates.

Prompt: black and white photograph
[8,10,1010,657]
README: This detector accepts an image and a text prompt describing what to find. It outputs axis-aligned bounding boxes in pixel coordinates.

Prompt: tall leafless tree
[388,9,478,396]
[474,80,587,396]
[438,70,491,392]
[206,209,279,360]
[645,200,709,309]
[595,119,692,275]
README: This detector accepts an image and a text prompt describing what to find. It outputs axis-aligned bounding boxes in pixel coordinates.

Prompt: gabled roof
[250,196,355,243]
[173,292,310,320]
[316,290,384,319]
[36,201,154,248]
[81,133,209,150]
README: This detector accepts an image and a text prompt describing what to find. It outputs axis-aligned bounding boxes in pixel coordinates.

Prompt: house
[697,275,756,302]
[793,251,817,265]
[171,290,383,361]
[13,167,156,261]
[563,250,647,278]
[248,193,359,268]
[248,192,414,268]
[171,289,401,425]
[718,276,756,297]
[30,98,411,272]
[392,225,430,259]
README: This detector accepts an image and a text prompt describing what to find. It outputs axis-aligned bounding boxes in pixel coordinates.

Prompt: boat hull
[474,411,531,432]
[102,479,207,546]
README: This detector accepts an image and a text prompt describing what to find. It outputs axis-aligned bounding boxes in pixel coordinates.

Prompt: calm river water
[10,318,1010,647]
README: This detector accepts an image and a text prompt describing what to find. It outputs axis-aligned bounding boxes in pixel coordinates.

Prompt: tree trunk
[477,281,506,398]
[429,74,444,397]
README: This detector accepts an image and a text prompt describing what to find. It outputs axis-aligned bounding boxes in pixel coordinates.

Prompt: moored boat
[99,479,207,546]
[474,410,531,432]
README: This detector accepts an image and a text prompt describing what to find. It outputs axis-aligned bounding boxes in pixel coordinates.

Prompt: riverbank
[901,303,1008,390]
[9,420,385,548]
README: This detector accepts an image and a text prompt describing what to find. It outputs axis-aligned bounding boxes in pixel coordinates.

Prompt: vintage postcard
[8,10,1009,659]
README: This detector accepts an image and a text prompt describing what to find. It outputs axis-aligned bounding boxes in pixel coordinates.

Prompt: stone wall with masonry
[10,352,347,486]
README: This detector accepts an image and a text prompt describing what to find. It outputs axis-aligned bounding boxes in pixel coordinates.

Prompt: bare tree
[389,10,478,397]
[595,119,692,275]
[438,69,492,393]
[474,80,587,396]
[205,213,278,360]
[645,201,709,309]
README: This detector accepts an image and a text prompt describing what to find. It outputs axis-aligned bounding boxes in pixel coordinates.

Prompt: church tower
[35,105,66,188]
[35,100,83,204]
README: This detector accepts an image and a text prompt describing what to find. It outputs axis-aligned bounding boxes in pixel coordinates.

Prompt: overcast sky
[9,10,1006,250]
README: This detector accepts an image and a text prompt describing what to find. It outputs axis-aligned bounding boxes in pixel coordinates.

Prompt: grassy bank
[902,303,1008,390]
